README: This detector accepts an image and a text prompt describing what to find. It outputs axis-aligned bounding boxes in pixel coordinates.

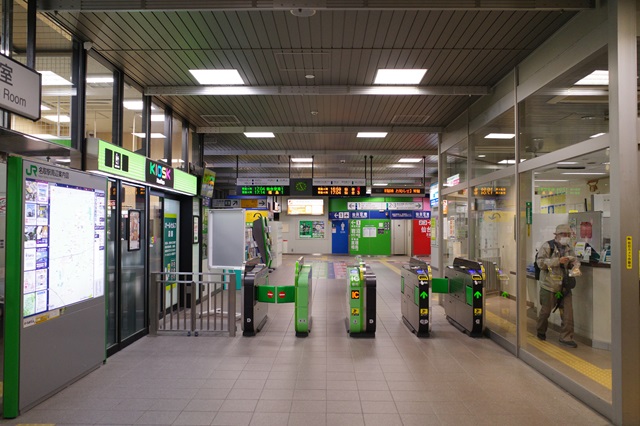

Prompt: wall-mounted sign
[313,185,364,196]
[429,182,438,207]
[146,159,174,188]
[371,187,425,196]
[446,174,460,187]
[237,185,289,195]
[0,55,41,120]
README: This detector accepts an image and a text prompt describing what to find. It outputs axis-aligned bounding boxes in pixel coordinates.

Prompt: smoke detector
[290,8,316,17]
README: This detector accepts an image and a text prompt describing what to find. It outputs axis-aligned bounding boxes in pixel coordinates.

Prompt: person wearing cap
[536,223,578,348]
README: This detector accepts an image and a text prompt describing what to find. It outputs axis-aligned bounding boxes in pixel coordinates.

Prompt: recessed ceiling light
[86,76,114,84]
[575,70,608,86]
[357,132,387,138]
[390,164,415,168]
[291,158,313,163]
[132,132,166,138]
[485,133,515,139]
[374,69,427,85]
[373,183,388,186]
[477,154,486,158]
[305,74,315,79]
[244,132,275,138]
[590,132,606,138]
[40,71,73,86]
[189,69,245,85]
[290,8,316,17]
[398,158,422,163]
[310,110,319,115]
[123,100,144,110]
[43,114,71,123]
[557,161,578,165]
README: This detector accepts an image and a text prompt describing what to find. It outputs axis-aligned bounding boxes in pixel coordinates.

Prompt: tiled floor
[3,255,612,425]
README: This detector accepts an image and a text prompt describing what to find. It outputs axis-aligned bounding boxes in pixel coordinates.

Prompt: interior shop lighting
[86,76,114,83]
[40,105,51,111]
[190,69,245,85]
[150,115,165,122]
[398,158,422,163]
[485,133,515,139]
[244,132,275,138]
[43,114,71,123]
[40,71,73,86]
[132,132,166,138]
[497,159,524,164]
[291,158,313,162]
[123,100,144,110]
[590,132,606,138]
[374,69,427,85]
[575,70,608,86]
[357,132,387,138]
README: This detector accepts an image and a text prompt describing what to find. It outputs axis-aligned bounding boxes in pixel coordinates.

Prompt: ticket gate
[241,259,270,336]
[401,258,432,337]
[294,257,313,337]
[346,259,376,338]
[444,257,485,337]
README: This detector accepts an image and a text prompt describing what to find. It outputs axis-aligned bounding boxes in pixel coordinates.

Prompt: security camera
[340,160,346,164]
[83,41,93,51]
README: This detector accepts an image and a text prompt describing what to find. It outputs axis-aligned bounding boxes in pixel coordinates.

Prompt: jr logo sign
[26,165,37,176]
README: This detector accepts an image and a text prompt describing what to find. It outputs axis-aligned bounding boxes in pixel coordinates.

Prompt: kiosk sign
[0,55,41,120]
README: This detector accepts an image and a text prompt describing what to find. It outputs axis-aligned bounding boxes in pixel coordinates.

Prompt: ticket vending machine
[444,257,485,337]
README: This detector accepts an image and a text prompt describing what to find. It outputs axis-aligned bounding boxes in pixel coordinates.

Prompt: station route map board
[22,160,106,326]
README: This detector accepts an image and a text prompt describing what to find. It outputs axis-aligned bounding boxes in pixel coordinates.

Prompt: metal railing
[149,270,240,336]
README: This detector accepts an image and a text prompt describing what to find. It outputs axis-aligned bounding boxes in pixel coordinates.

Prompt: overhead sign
[313,185,364,196]
[237,178,290,186]
[211,199,240,208]
[387,201,423,210]
[290,178,313,196]
[313,178,366,186]
[237,185,289,195]
[0,55,41,120]
[371,187,425,196]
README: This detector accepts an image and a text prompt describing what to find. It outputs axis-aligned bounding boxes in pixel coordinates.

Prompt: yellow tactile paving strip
[376,258,612,390]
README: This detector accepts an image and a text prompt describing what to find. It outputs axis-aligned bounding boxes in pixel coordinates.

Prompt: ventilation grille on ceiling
[391,115,429,125]
[201,115,241,125]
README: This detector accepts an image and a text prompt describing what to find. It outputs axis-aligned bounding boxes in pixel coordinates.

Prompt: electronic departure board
[313,186,365,196]
[473,186,507,196]
[371,187,425,196]
[237,185,289,195]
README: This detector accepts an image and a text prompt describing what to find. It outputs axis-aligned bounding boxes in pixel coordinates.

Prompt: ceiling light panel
[398,158,422,163]
[357,132,387,138]
[574,70,609,86]
[291,158,313,162]
[485,133,515,139]
[374,69,427,85]
[244,132,275,138]
[43,114,70,123]
[190,69,244,85]
[40,71,73,86]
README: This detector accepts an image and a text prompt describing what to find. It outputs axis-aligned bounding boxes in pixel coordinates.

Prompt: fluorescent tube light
[485,133,515,139]
[291,158,313,163]
[535,179,569,182]
[132,132,166,138]
[390,164,415,168]
[150,115,165,122]
[293,163,312,168]
[244,132,275,138]
[561,172,607,175]
[398,158,422,163]
[40,105,51,111]
[373,183,388,186]
[575,70,608,86]
[172,159,185,163]
[86,76,114,84]
[189,69,245,85]
[40,71,73,86]
[56,158,71,163]
[374,69,427,85]
[123,100,143,110]
[557,162,578,165]
[497,159,525,164]
[43,114,70,123]
[477,154,486,158]
[357,132,387,138]
[590,132,606,138]
[366,87,420,95]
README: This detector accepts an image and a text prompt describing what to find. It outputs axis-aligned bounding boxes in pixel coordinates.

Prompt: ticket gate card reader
[347,262,376,338]
[241,259,270,336]
[444,258,485,337]
[401,258,432,337]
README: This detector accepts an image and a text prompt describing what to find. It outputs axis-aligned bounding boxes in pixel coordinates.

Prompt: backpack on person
[534,239,556,280]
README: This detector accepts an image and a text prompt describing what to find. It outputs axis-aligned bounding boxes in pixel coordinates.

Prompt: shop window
[443,140,467,188]
[470,108,515,179]
[149,102,166,162]
[85,57,114,142]
[122,83,144,154]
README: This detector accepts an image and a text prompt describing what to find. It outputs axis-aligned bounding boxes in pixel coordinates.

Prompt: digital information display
[313,186,364,196]
[371,187,425,196]
[22,162,106,325]
[473,186,507,196]
[237,185,289,195]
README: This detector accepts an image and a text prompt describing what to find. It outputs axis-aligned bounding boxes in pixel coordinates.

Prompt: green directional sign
[474,291,482,299]
[420,291,428,299]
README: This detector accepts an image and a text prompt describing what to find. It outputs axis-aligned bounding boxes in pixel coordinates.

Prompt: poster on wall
[21,160,106,326]
[164,214,177,283]
[128,209,140,251]
[299,220,325,239]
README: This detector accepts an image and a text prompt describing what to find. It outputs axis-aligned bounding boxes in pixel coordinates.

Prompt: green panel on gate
[431,278,449,294]
[466,285,473,306]
[414,285,419,305]
[295,265,312,333]
[256,285,278,303]
[277,285,296,303]
[348,267,363,333]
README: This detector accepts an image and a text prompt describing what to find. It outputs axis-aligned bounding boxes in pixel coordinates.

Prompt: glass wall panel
[149,102,165,162]
[122,83,143,153]
[187,127,194,169]
[471,108,515,179]
[518,50,608,162]
[520,149,611,403]
[443,189,468,267]
[472,176,516,344]
[85,57,114,141]
[106,180,117,348]
[443,140,467,188]
[171,114,183,168]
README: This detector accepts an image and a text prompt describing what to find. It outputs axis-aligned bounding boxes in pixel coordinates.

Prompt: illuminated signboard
[237,185,289,195]
[473,186,507,196]
[313,186,365,196]
[371,187,425,196]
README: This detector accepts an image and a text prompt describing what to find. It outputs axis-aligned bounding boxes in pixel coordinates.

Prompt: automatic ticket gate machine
[346,259,376,338]
[444,257,485,337]
[401,258,432,337]
[294,257,312,337]
[241,258,270,337]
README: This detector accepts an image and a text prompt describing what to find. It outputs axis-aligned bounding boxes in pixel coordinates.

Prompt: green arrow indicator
[501,291,509,298]
[474,291,482,299]
[420,291,428,299]
[555,291,563,299]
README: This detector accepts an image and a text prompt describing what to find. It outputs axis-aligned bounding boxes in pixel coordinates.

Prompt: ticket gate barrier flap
[256,285,295,303]
[295,263,312,337]
[241,260,269,337]
[431,277,449,294]
[444,257,484,337]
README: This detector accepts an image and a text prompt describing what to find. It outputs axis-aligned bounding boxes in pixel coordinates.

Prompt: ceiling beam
[204,149,438,156]
[38,0,594,12]
[199,126,442,134]
[147,85,490,97]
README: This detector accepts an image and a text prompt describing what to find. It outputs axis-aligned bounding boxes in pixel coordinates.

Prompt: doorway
[150,194,180,310]
[392,220,408,255]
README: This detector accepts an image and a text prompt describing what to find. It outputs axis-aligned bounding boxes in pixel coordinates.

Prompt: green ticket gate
[444,257,485,337]
[346,260,376,338]
[242,257,312,337]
